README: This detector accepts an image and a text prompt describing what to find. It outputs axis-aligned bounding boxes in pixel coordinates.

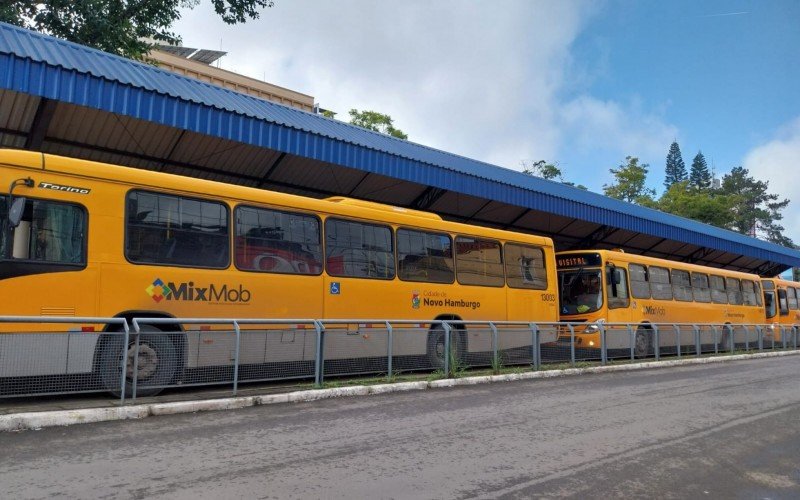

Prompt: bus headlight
[583,319,605,334]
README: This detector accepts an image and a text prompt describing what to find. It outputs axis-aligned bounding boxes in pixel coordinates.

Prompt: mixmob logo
[145,278,251,304]
[146,278,172,303]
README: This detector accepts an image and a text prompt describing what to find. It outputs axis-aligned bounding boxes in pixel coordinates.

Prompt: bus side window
[726,277,743,305]
[649,266,672,300]
[778,289,789,315]
[607,267,629,309]
[629,264,650,299]
[787,287,798,310]
[742,279,759,306]
[710,275,727,304]
[671,269,692,302]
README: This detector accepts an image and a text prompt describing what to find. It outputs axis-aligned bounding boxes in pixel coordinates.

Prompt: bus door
[605,264,632,348]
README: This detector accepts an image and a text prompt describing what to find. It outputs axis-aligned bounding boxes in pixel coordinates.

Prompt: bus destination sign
[556,253,602,268]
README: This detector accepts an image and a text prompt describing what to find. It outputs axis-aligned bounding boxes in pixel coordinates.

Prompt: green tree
[664,141,687,189]
[603,156,655,204]
[0,0,274,60]
[348,109,408,139]
[719,166,793,246]
[521,160,587,190]
[657,181,737,227]
[689,150,711,190]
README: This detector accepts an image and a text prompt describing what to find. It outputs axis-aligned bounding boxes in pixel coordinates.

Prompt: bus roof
[1,149,552,246]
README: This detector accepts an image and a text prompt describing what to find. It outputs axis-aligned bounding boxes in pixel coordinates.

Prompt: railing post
[628,324,634,361]
[529,323,536,370]
[653,324,660,361]
[568,324,575,368]
[744,325,750,352]
[443,322,452,377]
[386,321,393,380]
[693,324,700,357]
[120,319,130,404]
[674,324,681,359]
[712,325,719,355]
[599,323,607,366]
[232,321,241,397]
[756,325,763,351]
[729,325,734,354]
[131,320,142,401]
[490,322,498,371]
[534,324,541,370]
[314,320,325,387]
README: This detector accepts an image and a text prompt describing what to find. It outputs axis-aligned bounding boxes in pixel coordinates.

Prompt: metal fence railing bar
[0,317,797,403]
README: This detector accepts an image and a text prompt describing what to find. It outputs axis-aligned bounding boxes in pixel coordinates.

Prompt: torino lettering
[38,181,91,194]
[167,281,251,303]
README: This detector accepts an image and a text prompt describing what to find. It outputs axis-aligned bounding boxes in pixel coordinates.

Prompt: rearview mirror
[8,197,26,228]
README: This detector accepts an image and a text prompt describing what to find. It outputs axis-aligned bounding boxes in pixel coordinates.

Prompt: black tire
[634,327,652,359]
[426,326,466,370]
[96,325,177,397]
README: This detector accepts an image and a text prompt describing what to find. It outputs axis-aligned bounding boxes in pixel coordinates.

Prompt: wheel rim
[126,343,159,381]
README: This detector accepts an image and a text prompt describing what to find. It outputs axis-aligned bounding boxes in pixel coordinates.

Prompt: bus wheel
[97,326,177,397]
[634,327,652,358]
[426,326,466,370]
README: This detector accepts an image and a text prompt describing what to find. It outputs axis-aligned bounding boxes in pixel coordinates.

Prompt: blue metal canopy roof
[1,21,799,271]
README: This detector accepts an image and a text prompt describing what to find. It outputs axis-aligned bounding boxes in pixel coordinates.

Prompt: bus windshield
[558,268,603,314]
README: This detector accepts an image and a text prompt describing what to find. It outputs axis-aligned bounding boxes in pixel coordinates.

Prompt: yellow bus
[555,249,765,357]
[0,149,559,393]
[761,277,800,345]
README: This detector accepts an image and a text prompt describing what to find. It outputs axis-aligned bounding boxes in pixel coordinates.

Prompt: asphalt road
[2,357,800,499]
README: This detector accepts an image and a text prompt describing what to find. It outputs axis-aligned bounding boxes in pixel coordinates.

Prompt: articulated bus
[0,150,559,393]
[555,249,766,357]
[761,277,800,344]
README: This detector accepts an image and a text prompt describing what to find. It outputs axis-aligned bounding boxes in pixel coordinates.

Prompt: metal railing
[0,316,797,402]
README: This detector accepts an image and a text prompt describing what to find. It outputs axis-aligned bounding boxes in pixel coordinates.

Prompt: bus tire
[634,327,652,358]
[97,325,177,397]
[427,325,466,370]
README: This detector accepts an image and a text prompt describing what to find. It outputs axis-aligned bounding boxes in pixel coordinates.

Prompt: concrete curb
[2,350,798,432]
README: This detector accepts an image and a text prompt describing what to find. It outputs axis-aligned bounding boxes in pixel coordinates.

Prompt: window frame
[691,272,711,303]
[649,265,673,300]
[671,268,693,302]
[396,227,455,284]
[124,189,231,269]
[504,242,547,290]
[233,204,323,276]
[324,217,396,280]
[710,275,728,304]
[628,263,651,299]
[454,235,505,288]
[0,194,89,269]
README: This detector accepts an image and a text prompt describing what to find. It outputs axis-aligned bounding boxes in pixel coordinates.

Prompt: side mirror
[8,197,26,228]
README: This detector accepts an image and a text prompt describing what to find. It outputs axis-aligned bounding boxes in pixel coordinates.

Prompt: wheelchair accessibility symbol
[330,282,340,295]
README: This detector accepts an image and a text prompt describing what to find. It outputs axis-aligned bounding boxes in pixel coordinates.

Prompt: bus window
[762,281,777,319]
[710,275,727,304]
[559,268,603,314]
[455,237,504,287]
[629,264,650,299]
[397,228,454,283]
[692,273,711,303]
[0,196,86,264]
[742,280,759,306]
[649,266,673,300]
[505,243,547,289]
[671,269,693,302]
[235,206,322,275]
[126,191,229,268]
[778,289,789,316]
[726,277,743,305]
[787,287,798,310]
[325,218,395,279]
[607,266,629,309]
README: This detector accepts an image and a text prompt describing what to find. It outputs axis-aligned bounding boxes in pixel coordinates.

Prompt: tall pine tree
[664,141,687,189]
[689,151,711,189]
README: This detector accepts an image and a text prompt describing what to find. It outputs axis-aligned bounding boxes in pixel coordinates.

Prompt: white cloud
[175,1,676,177]
[742,116,800,244]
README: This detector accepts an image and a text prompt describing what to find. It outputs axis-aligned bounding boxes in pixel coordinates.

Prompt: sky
[173,0,800,242]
